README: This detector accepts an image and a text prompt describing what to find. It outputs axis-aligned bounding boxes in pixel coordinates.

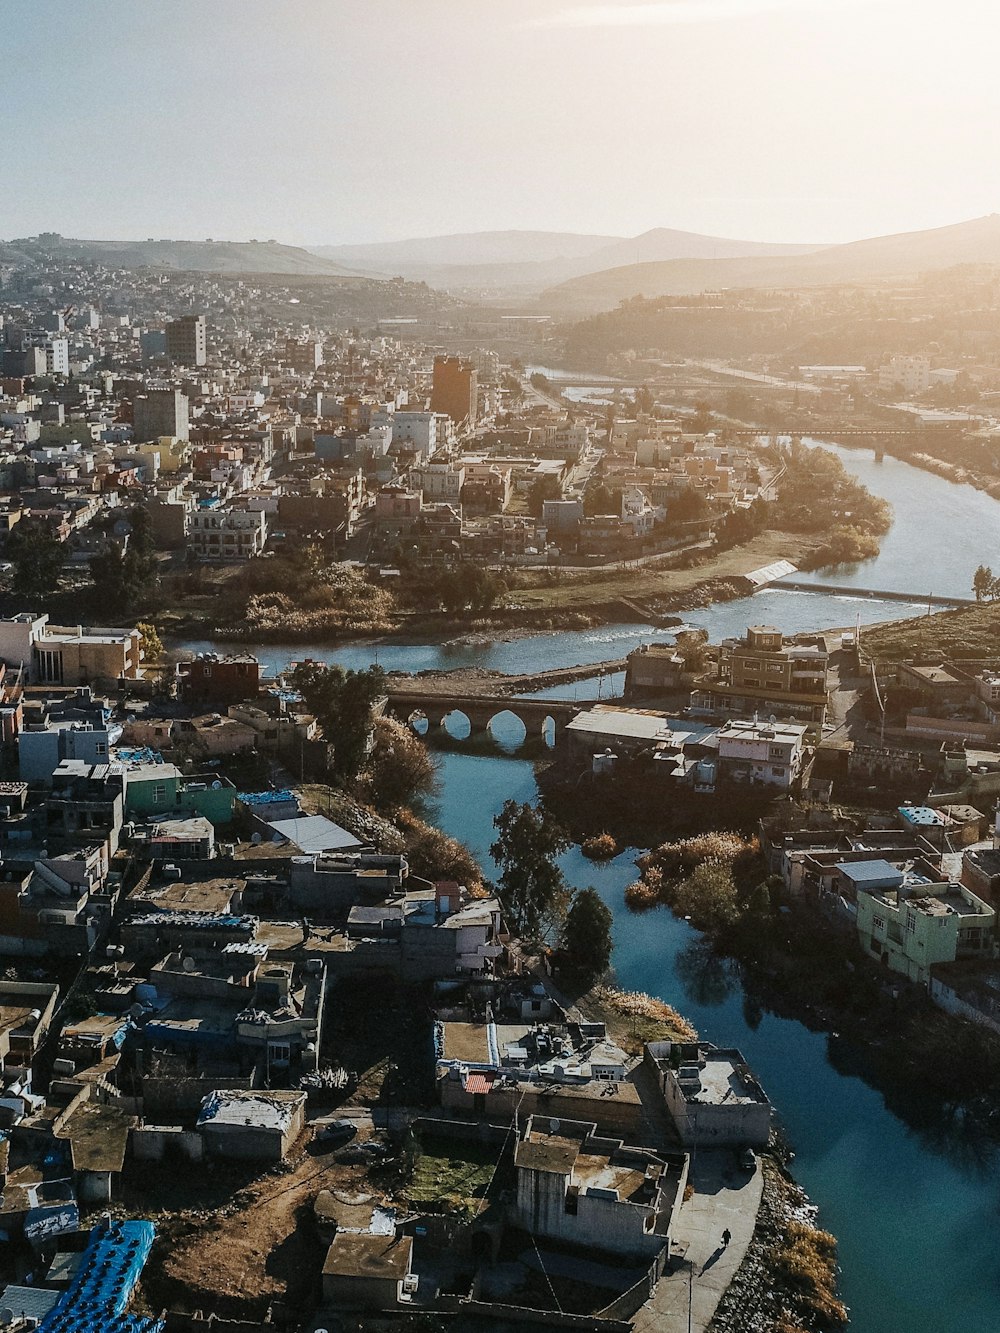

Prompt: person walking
[722,1228,732,1248]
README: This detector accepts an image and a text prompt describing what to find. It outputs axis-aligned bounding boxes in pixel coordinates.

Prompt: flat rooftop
[678,1050,769,1107]
[567,706,717,746]
[323,1232,412,1281]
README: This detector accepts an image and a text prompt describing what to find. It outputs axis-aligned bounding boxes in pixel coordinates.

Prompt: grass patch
[862,602,1000,663]
[403,1135,499,1213]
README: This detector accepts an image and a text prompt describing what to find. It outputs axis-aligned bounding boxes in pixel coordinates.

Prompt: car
[740,1147,757,1172]
[314,1119,357,1148]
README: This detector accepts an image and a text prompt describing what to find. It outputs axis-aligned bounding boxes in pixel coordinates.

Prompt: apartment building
[696,625,829,725]
[856,868,995,986]
[187,506,267,561]
[429,355,477,430]
[133,388,189,443]
[166,315,207,367]
[716,718,807,789]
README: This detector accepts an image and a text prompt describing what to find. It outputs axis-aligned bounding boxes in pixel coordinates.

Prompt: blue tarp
[37,1218,163,1333]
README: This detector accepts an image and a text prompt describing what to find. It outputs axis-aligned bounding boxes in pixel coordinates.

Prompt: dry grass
[598,985,698,1042]
[581,832,618,860]
[773,1221,848,1327]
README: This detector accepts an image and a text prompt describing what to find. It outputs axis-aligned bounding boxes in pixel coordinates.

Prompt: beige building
[695,625,829,725]
[0,615,143,685]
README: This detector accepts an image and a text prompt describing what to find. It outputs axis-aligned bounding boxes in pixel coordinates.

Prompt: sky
[2,0,999,248]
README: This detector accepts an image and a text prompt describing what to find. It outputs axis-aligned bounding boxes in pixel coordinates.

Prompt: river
[178,442,1000,1330]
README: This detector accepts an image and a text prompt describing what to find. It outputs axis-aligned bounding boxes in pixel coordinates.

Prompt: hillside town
[3,253,1000,1333]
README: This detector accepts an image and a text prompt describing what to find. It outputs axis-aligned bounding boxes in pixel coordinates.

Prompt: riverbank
[708,1159,846,1333]
[859,598,1000,662]
[151,529,821,649]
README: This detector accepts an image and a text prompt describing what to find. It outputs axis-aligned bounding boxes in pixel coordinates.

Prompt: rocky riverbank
[709,1158,846,1333]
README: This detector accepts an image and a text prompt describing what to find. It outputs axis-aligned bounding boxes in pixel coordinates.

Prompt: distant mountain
[307,226,820,291]
[544,214,1000,311]
[5,235,362,278]
[308,229,625,273]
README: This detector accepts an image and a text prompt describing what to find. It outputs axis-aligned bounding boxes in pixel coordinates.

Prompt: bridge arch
[486,709,528,751]
[441,708,472,741]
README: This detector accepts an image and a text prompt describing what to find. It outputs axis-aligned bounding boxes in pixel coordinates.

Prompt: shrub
[581,832,618,860]
[773,1222,848,1327]
[625,879,661,912]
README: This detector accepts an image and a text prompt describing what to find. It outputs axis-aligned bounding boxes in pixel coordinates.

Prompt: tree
[584,483,623,517]
[560,887,613,981]
[360,716,437,813]
[691,400,714,433]
[674,627,709,674]
[528,474,563,517]
[6,518,65,602]
[672,861,740,933]
[89,505,159,614]
[290,661,387,783]
[137,622,163,662]
[490,800,570,941]
[668,487,709,524]
[973,564,994,603]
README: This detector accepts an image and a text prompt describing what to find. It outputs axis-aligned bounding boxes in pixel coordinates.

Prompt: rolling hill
[4,235,362,278]
[308,226,820,291]
[543,214,1000,311]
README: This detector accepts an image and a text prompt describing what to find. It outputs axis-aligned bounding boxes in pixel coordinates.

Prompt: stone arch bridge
[386,689,579,744]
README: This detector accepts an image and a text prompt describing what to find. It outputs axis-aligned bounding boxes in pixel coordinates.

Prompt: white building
[716,719,806,789]
[409,461,465,502]
[44,338,70,377]
[879,356,931,396]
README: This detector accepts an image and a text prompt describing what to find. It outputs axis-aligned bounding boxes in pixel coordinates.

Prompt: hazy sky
[3,0,998,247]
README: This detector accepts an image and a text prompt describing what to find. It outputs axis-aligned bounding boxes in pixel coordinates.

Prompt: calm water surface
[179,443,1000,1330]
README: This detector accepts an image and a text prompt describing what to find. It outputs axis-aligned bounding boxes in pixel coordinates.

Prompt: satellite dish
[550,1118,560,1133]
[182,956,196,972]
[251,832,262,845]
[211,780,222,790]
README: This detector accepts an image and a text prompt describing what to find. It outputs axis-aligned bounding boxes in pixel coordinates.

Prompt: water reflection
[674,938,738,1009]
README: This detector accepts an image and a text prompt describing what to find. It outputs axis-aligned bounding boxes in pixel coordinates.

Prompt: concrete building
[0,616,143,686]
[513,1115,685,1261]
[716,719,807,789]
[322,1232,413,1309]
[695,626,829,725]
[879,355,931,396]
[856,872,995,986]
[651,1044,772,1148]
[197,1089,306,1161]
[284,338,323,372]
[133,388,189,443]
[188,507,267,561]
[166,315,207,367]
[178,652,261,706]
[430,354,477,430]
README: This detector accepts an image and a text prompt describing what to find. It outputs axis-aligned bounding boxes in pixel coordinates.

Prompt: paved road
[632,1151,764,1333]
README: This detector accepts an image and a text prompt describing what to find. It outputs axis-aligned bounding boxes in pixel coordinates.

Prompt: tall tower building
[166,314,207,367]
[133,388,190,442]
[430,355,477,431]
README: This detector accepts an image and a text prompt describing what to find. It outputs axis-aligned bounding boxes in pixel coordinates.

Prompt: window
[95,742,107,756]
[873,915,885,931]
[152,783,166,803]
[771,766,785,777]
[906,911,916,934]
